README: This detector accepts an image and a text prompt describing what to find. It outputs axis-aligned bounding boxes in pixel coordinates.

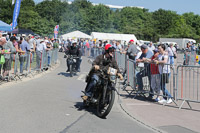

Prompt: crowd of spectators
[0,33,59,81]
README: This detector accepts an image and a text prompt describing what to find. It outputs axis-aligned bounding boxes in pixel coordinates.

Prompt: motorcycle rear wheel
[96,89,115,118]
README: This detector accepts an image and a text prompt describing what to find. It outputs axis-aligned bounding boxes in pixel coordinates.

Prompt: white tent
[62,31,91,40]
[91,32,137,42]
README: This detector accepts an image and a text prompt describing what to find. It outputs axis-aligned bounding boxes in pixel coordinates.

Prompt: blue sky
[74,0,200,15]
[34,0,200,15]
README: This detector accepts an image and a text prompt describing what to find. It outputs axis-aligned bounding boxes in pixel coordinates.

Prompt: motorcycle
[66,55,79,77]
[82,65,118,118]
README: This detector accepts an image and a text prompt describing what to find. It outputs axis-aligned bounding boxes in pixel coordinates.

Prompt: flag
[12,0,21,30]
[54,25,59,39]
[12,0,15,5]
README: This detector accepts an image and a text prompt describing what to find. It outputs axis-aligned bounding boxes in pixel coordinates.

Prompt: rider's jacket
[65,45,82,57]
[92,54,120,73]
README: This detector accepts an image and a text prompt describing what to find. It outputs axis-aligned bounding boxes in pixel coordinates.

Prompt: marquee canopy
[62,31,91,40]
[91,32,137,42]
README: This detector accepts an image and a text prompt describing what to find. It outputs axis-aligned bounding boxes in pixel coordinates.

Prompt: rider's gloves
[117,73,123,80]
[94,65,100,70]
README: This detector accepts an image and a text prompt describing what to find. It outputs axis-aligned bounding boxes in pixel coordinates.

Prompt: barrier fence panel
[122,61,177,103]
[176,65,200,109]
[114,52,127,71]
[54,48,58,64]
[126,59,135,89]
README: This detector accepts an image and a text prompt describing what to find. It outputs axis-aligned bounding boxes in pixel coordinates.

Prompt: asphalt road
[0,53,157,133]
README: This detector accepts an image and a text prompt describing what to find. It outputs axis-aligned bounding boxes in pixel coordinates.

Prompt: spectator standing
[19,37,30,74]
[184,43,191,65]
[146,49,161,102]
[36,39,47,70]
[0,37,5,77]
[46,42,53,66]
[53,39,59,49]
[148,42,155,51]
[167,43,177,67]
[154,44,172,104]
[116,41,122,52]
[111,40,117,49]
[1,37,16,78]
[127,40,139,60]
[28,35,36,63]
[136,44,154,98]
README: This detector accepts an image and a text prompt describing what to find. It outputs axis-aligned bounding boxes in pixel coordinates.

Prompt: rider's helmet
[105,44,114,53]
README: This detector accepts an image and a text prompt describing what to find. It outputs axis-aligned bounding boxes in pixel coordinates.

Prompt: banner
[12,0,21,30]
[54,25,59,39]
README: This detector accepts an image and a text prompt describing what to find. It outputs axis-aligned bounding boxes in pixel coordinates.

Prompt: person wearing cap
[126,39,139,60]
[0,37,16,78]
[136,44,154,99]
[36,38,47,70]
[144,48,161,102]
[82,44,123,101]
[65,40,82,72]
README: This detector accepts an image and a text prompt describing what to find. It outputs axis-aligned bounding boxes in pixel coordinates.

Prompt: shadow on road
[74,102,103,118]
[57,72,75,77]
[120,93,156,102]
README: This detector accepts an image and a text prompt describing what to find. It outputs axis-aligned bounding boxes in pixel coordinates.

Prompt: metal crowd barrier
[115,51,126,71]
[82,47,200,109]
[0,48,58,83]
[123,61,176,102]
[176,65,200,109]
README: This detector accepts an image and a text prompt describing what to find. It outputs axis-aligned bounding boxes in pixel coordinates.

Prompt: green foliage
[1,0,200,41]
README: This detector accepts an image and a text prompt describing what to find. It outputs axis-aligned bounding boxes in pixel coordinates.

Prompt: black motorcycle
[67,55,79,77]
[82,66,118,118]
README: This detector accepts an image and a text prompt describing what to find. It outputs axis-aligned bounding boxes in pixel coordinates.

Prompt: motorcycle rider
[82,44,123,101]
[65,40,82,72]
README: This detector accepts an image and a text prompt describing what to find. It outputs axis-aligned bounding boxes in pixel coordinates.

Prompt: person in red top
[144,48,160,102]
[150,48,160,102]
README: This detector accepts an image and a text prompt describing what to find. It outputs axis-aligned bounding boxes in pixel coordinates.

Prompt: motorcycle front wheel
[96,89,115,118]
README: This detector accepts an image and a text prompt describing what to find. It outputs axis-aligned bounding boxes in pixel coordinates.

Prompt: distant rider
[65,40,82,72]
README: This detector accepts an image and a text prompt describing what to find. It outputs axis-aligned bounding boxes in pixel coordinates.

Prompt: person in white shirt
[36,39,47,70]
[167,43,177,66]
[154,44,172,104]
[149,42,155,51]
[116,41,122,52]
[28,35,36,63]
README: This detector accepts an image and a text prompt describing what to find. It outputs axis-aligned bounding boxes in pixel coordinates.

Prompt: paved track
[0,53,157,133]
